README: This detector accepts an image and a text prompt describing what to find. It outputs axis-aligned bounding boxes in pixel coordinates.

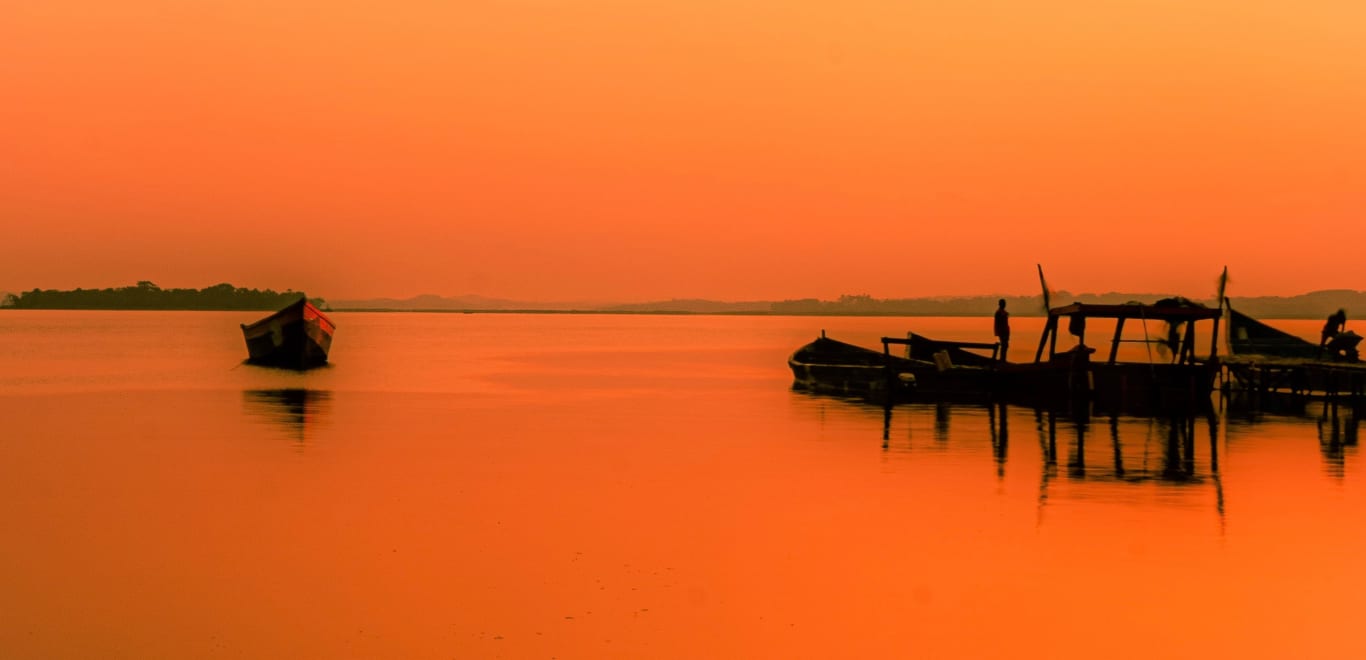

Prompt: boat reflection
[870,397,1227,527]
[242,388,332,443]
[803,387,1366,535]
[988,402,1008,478]
[1317,402,1360,479]
[1034,409,1225,529]
[1225,394,1361,479]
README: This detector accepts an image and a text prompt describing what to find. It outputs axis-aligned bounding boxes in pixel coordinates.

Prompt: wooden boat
[1225,301,1361,361]
[241,297,335,369]
[1006,300,1223,412]
[788,332,1000,401]
[789,299,1224,412]
[1221,300,1366,399]
[1225,302,1319,359]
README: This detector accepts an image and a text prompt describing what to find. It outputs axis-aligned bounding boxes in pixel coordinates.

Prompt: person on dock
[994,298,1010,361]
[1320,309,1347,357]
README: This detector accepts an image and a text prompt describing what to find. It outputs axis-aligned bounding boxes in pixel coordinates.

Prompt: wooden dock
[1221,355,1366,401]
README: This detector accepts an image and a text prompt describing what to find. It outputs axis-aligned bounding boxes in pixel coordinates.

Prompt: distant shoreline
[5,283,1364,319]
[0,306,1342,320]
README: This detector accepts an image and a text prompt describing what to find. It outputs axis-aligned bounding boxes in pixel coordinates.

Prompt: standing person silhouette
[994,298,1010,362]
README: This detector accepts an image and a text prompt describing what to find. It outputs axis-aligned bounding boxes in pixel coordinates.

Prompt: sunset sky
[3,1,1363,301]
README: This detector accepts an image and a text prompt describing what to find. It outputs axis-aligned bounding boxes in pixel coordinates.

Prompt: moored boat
[1225,300,1361,362]
[241,297,335,369]
[788,332,1000,401]
[1220,300,1366,399]
[1225,302,1320,359]
[789,298,1225,412]
[1006,300,1223,412]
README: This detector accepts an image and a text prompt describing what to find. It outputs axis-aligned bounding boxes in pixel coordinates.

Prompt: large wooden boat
[241,297,335,369]
[789,299,1224,411]
[788,332,1000,401]
[1005,300,1223,412]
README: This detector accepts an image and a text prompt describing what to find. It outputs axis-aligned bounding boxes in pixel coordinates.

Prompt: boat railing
[881,336,1000,363]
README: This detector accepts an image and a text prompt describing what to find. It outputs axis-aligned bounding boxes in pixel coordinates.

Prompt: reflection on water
[242,388,332,443]
[989,402,1008,478]
[11,313,1366,658]
[933,402,950,442]
[1227,392,1363,479]
[1317,402,1360,479]
[856,393,1366,535]
[1039,410,1226,529]
[875,399,1230,526]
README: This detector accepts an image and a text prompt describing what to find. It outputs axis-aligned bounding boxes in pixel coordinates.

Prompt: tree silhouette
[3,283,322,310]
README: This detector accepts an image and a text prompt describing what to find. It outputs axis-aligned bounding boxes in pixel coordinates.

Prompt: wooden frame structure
[1033,302,1222,365]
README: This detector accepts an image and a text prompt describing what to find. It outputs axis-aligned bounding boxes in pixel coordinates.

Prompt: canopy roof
[1046,302,1221,322]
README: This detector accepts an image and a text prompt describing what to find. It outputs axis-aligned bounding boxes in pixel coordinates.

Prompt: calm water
[1,312,1362,659]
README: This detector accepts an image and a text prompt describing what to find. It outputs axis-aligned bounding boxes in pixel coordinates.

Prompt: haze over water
[2,311,1363,658]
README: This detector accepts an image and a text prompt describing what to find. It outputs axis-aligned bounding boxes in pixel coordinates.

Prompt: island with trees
[0,282,328,311]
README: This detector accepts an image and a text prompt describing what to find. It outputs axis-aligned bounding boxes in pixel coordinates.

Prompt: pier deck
[1221,355,1366,401]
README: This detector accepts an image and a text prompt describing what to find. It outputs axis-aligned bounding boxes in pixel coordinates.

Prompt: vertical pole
[1109,317,1126,365]
[882,339,893,399]
[1035,316,1055,363]
[1183,320,1197,365]
[1209,315,1221,362]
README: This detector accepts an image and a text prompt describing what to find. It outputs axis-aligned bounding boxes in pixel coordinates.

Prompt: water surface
[1,312,1361,658]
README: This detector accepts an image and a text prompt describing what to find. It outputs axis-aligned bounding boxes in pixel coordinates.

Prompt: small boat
[1220,300,1366,398]
[241,297,335,369]
[1225,302,1320,359]
[1225,301,1361,362]
[788,332,1000,401]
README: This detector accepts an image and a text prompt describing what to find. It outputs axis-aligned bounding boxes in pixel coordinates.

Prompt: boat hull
[241,298,335,370]
[1001,358,1219,414]
[788,336,998,402]
[790,334,1218,413]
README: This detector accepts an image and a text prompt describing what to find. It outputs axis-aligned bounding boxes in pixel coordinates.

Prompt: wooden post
[1183,321,1197,365]
[1035,316,1056,363]
[882,338,893,396]
[1108,317,1126,365]
[1209,315,1221,362]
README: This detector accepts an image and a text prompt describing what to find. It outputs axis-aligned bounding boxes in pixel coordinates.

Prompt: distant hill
[1230,290,1366,319]
[327,290,1366,319]
[332,294,610,312]
[8,286,1365,320]
[331,295,769,314]
[601,299,772,314]
[766,291,1366,319]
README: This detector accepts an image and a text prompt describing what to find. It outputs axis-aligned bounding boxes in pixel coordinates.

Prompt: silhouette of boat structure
[1006,300,1222,411]
[1221,300,1365,399]
[790,299,1223,411]
[241,297,335,369]
[788,332,999,400]
[1225,301,1362,361]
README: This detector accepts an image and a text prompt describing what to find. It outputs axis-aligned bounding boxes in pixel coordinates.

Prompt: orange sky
[3,1,1363,301]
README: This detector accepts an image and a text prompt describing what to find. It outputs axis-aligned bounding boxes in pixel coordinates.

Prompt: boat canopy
[1036,300,1221,365]
[1046,302,1221,322]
